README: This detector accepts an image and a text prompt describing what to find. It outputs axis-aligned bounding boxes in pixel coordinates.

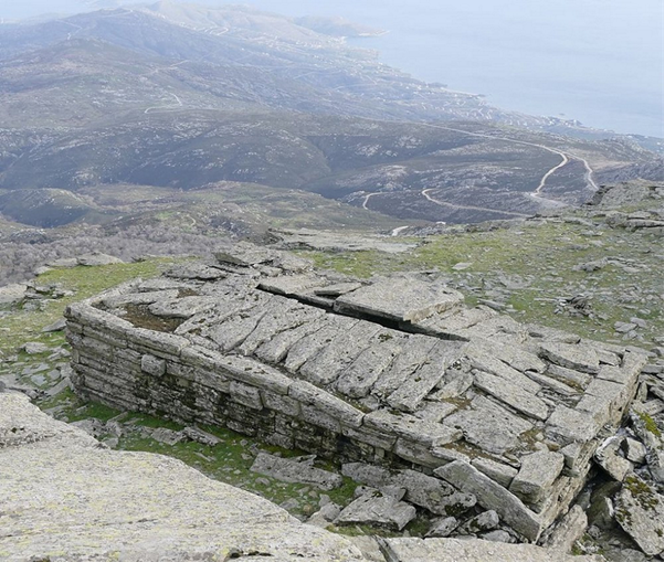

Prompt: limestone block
[334,278,463,323]
[250,452,342,490]
[334,491,416,530]
[363,410,461,447]
[261,390,301,417]
[434,460,543,542]
[473,370,549,421]
[471,457,518,489]
[509,451,565,508]
[398,469,476,516]
[539,342,599,374]
[140,354,166,377]
[545,364,591,388]
[593,437,632,481]
[614,476,664,556]
[546,405,601,444]
[229,381,263,410]
[289,380,364,428]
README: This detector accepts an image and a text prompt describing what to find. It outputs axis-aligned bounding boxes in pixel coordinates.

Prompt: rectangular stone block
[363,410,461,448]
[546,405,601,444]
[261,389,301,417]
[289,380,364,428]
[509,451,565,509]
[435,460,543,541]
[229,380,263,410]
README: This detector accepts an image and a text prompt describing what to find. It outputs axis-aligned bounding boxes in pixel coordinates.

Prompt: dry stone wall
[65,243,649,542]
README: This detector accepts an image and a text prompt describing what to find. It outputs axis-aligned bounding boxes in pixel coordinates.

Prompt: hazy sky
[1,0,663,137]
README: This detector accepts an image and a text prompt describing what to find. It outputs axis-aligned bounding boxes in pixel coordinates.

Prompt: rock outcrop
[0,392,363,562]
[64,243,653,543]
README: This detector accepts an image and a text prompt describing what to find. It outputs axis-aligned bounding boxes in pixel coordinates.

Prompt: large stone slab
[539,342,600,374]
[0,394,362,562]
[298,320,381,385]
[473,370,549,421]
[334,491,416,530]
[444,396,533,455]
[250,452,343,490]
[435,460,543,541]
[334,278,463,323]
[335,334,405,398]
[372,335,438,397]
[379,537,600,562]
[386,341,467,412]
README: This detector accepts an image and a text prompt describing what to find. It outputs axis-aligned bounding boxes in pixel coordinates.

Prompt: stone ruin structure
[64,243,649,543]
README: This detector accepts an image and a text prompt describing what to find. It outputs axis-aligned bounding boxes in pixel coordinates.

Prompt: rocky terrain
[0,182,662,562]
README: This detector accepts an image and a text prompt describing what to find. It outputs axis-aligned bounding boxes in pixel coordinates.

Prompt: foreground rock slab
[379,537,601,562]
[0,393,362,562]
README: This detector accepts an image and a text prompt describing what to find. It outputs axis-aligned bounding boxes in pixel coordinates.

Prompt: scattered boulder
[251,452,343,490]
[614,476,664,556]
[41,318,66,332]
[334,490,416,531]
[593,436,632,481]
[0,283,27,308]
[20,342,49,355]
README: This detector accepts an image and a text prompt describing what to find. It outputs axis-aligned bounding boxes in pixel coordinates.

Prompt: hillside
[0,3,661,231]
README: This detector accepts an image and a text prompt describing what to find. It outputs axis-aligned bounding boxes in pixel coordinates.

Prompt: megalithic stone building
[65,243,649,542]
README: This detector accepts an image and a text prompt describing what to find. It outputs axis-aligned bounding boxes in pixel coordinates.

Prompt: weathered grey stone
[594,436,632,481]
[622,437,647,464]
[341,462,392,488]
[314,282,363,297]
[445,396,533,455]
[148,296,218,319]
[542,505,588,553]
[103,289,180,309]
[334,277,463,323]
[284,316,358,373]
[545,363,591,388]
[334,491,416,530]
[335,334,404,398]
[252,313,324,364]
[229,380,263,410]
[525,371,578,396]
[250,452,343,490]
[399,468,476,516]
[471,457,518,489]
[417,306,497,335]
[433,371,474,400]
[614,476,664,556]
[299,320,380,385]
[415,400,458,423]
[576,378,628,425]
[20,341,49,355]
[363,410,461,448]
[140,353,166,377]
[629,404,664,483]
[465,343,541,395]
[435,461,543,541]
[289,381,364,428]
[0,283,27,307]
[426,517,459,538]
[42,318,67,332]
[214,243,275,267]
[387,341,467,412]
[150,427,185,446]
[456,316,527,344]
[379,537,599,562]
[182,426,221,446]
[307,502,342,528]
[509,451,565,508]
[0,394,361,562]
[539,342,599,374]
[473,370,549,421]
[459,510,500,534]
[372,335,438,398]
[546,405,601,444]
[258,274,327,296]
[237,300,322,356]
